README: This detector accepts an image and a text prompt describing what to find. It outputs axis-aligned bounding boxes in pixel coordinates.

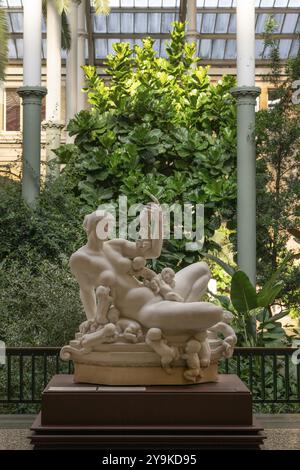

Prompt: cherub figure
[209,310,237,360]
[145,328,178,373]
[107,307,144,343]
[130,258,183,302]
[182,339,203,383]
[194,330,211,368]
[130,256,156,287]
[80,323,118,353]
[151,268,184,302]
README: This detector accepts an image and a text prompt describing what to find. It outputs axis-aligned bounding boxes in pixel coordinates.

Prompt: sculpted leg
[174,262,211,302]
[140,300,222,332]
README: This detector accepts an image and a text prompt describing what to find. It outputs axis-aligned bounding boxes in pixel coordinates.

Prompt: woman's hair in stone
[83,210,106,235]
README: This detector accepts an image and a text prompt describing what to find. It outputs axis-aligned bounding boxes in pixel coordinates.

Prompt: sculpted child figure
[107,307,144,343]
[130,257,184,302]
[183,339,203,383]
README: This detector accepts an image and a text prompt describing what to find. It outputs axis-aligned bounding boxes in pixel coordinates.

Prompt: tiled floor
[0,414,299,450]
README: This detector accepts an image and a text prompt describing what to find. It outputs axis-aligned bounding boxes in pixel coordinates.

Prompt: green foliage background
[56,23,237,270]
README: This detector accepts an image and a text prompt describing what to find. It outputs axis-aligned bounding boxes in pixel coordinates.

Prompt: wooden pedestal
[30,374,265,449]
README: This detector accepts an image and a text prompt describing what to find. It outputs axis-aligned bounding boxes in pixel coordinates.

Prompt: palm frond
[54,0,71,15]
[0,6,8,81]
[92,0,110,15]
[61,10,71,51]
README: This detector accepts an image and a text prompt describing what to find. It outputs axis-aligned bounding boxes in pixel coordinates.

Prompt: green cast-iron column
[17,86,47,206]
[231,86,261,285]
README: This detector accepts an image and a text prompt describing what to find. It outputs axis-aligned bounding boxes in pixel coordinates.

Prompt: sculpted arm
[113,203,163,259]
[70,254,96,321]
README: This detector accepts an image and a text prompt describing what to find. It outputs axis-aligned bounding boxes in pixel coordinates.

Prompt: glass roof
[3,0,300,61]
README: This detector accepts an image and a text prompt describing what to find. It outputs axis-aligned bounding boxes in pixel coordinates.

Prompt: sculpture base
[74,362,218,385]
[30,374,265,449]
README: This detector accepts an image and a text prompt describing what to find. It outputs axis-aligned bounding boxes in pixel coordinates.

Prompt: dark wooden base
[30,374,265,449]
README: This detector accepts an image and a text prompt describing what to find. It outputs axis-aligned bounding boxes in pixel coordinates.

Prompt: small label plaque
[48,386,98,392]
[97,386,146,392]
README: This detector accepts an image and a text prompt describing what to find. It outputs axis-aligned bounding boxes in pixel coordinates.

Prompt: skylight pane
[255,39,265,59]
[108,13,121,33]
[272,14,285,33]
[134,13,148,33]
[256,14,268,33]
[228,14,236,33]
[121,0,134,7]
[162,0,177,6]
[274,0,289,6]
[10,12,23,33]
[260,0,274,6]
[215,14,230,33]
[15,38,23,58]
[149,0,162,7]
[42,38,46,59]
[7,0,22,6]
[218,0,233,7]
[224,39,236,59]
[42,16,46,33]
[196,14,202,32]
[201,14,216,33]
[94,14,107,33]
[212,39,226,59]
[161,13,175,33]
[148,13,161,33]
[121,13,134,33]
[204,0,219,6]
[199,39,212,59]
[279,39,292,58]
[95,38,108,59]
[290,39,299,57]
[282,14,298,34]
[7,39,17,59]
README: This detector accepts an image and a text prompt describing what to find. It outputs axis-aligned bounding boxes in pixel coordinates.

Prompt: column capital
[17,86,47,104]
[231,86,261,104]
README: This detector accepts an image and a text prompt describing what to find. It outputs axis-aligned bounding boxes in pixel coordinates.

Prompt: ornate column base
[17,86,47,206]
[42,120,64,179]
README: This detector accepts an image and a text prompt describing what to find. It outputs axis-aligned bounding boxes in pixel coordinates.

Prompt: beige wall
[0,63,286,174]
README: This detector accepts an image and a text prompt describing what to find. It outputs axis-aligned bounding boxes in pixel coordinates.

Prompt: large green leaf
[203,253,236,276]
[230,271,257,313]
[257,280,284,307]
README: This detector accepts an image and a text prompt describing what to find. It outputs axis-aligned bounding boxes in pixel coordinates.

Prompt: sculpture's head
[185,339,201,354]
[147,328,162,341]
[223,310,234,324]
[83,210,115,241]
[107,307,120,324]
[132,256,146,271]
[161,267,175,287]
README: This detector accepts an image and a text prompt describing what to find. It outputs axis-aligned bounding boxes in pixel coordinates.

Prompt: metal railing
[0,347,299,406]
